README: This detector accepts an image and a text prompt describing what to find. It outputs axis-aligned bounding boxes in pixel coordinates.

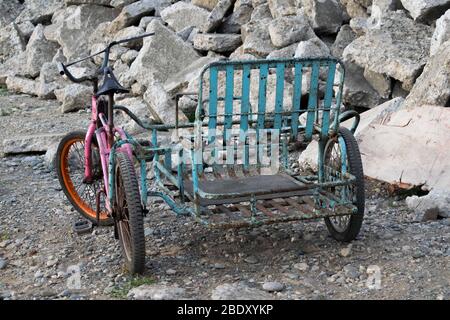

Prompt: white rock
[430,9,450,56]
[400,0,450,22]
[211,283,273,300]
[55,83,92,113]
[160,2,210,32]
[406,189,450,219]
[128,284,186,300]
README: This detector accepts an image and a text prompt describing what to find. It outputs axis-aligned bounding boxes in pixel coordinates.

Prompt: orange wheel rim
[60,137,109,220]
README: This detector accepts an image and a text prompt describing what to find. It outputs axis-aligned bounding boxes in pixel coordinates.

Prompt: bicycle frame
[84,94,133,212]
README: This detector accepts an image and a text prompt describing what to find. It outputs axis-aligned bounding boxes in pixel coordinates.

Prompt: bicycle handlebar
[58,32,155,83]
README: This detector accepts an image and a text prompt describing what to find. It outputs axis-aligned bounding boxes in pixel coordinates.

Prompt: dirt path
[0,93,449,300]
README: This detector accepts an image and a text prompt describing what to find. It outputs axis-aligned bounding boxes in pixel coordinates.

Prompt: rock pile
[1,0,450,118]
[1,0,450,196]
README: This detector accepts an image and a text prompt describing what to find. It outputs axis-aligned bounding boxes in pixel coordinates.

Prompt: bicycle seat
[96,67,129,97]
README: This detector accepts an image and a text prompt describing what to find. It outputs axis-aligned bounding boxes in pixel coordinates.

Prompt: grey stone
[161,2,210,32]
[0,50,27,85]
[249,3,272,22]
[16,21,36,42]
[343,264,360,279]
[128,284,186,300]
[301,0,344,34]
[262,281,285,292]
[143,80,188,124]
[0,23,25,64]
[15,0,64,24]
[113,26,145,49]
[218,0,253,33]
[400,0,450,22]
[340,0,369,18]
[430,9,450,56]
[294,37,331,58]
[331,24,356,58]
[2,133,65,154]
[121,50,139,65]
[25,24,59,78]
[138,16,157,29]
[211,283,273,300]
[117,97,152,133]
[193,0,220,11]
[129,19,200,87]
[108,0,156,33]
[55,83,92,113]
[0,1,24,27]
[46,5,119,60]
[0,258,6,270]
[202,0,236,32]
[349,16,368,36]
[242,20,277,57]
[5,76,38,96]
[343,62,382,108]
[193,33,242,53]
[343,10,432,91]
[403,40,450,108]
[363,68,392,99]
[164,56,220,95]
[372,0,403,13]
[406,189,450,219]
[110,0,137,8]
[267,0,296,18]
[266,43,297,58]
[268,14,315,48]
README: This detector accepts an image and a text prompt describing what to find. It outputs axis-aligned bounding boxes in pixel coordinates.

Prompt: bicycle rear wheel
[114,151,145,274]
[55,131,113,226]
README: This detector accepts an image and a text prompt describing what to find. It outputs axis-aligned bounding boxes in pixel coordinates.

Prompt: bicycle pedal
[73,220,93,236]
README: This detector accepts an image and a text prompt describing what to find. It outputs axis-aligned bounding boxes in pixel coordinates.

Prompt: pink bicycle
[55,33,154,274]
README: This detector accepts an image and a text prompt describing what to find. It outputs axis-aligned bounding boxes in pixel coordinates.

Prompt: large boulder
[0,23,25,64]
[357,105,450,190]
[331,24,356,58]
[192,0,220,11]
[0,1,24,27]
[294,37,331,58]
[301,0,345,34]
[342,62,383,108]
[2,133,65,155]
[343,10,432,91]
[218,0,253,33]
[5,76,38,96]
[25,24,59,78]
[202,0,237,32]
[430,9,450,56]
[400,0,450,22]
[15,0,64,24]
[193,33,242,53]
[267,0,296,19]
[55,83,92,113]
[160,2,210,32]
[143,80,188,124]
[340,0,370,18]
[108,0,156,33]
[242,20,277,57]
[403,40,450,108]
[129,19,200,87]
[268,14,316,48]
[45,5,119,60]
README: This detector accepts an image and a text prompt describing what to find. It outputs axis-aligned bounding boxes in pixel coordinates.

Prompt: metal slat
[321,62,336,139]
[291,62,303,138]
[305,62,320,140]
[273,63,285,129]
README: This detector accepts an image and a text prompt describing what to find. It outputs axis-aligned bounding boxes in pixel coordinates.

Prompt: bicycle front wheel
[114,151,145,274]
[55,131,113,226]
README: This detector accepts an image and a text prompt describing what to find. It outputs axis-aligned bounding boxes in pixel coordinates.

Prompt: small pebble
[262,281,285,292]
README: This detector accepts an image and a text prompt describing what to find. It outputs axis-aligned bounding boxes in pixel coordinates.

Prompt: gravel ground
[0,93,449,300]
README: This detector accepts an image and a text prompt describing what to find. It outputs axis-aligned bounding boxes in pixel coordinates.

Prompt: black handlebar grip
[57,62,65,76]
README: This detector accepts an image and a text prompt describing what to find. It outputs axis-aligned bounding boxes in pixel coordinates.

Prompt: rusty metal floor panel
[183,174,304,202]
